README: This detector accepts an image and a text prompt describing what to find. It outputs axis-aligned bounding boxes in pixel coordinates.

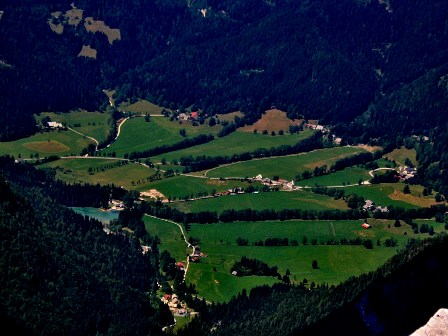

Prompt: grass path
[67,126,99,150]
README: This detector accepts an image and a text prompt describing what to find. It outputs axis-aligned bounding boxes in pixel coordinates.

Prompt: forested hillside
[0,158,171,335]
[1,0,448,141]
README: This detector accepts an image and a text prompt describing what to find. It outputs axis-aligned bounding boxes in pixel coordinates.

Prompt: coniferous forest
[2,0,448,335]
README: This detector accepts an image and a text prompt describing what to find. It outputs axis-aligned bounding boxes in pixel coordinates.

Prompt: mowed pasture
[241,109,302,133]
[39,158,155,189]
[151,129,315,164]
[102,116,222,157]
[184,218,446,302]
[172,189,349,214]
[38,111,110,143]
[344,183,442,209]
[119,99,166,115]
[206,146,368,180]
[0,130,94,158]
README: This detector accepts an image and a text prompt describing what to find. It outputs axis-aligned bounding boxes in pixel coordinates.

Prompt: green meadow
[206,146,368,180]
[144,216,189,263]
[295,166,372,187]
[37,110,111,143]
[0,130,94,158]
[151,129,315,164]
[39,158,154,189]
[171,190,348,214]
[102,117,222,157]
[184,218,446,302]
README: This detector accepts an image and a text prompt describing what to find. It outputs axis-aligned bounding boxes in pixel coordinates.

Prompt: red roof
[177,262,184,267]
[164,294,171,299]
[191,111,199,119]
[361,223,371,229]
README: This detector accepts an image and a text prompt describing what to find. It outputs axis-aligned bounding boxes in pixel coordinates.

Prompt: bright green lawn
[206,146,367,180]
[151,129,315,164]
[37,111,110,143]
[171,190,348,214]
[0,130,93,158]
[102,117,222,157]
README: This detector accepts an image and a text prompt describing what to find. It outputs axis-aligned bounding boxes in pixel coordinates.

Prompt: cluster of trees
[87,160,129,174]
[179,132,323,172]
[237,236,402,250]
[230,256,279,278]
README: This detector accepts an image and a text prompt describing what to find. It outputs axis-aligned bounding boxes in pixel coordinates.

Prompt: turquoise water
[70,207,120,223]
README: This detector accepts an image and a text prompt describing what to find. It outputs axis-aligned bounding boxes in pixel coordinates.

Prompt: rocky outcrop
[412,308,448,335]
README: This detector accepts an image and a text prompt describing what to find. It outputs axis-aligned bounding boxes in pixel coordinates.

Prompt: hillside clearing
[241,109,301,133]
[84,17,121,44]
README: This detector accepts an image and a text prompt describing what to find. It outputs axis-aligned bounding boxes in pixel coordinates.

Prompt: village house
[47,121,64,129]
[361,223,371,229]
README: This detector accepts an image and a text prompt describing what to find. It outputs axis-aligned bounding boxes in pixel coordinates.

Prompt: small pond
[70,207,120,224]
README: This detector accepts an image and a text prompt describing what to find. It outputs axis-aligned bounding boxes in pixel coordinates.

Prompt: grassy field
[295,166,371,187]
[39,158,155,189]
[184,218,447,302]
[102,117,222,157]
[344,183,442,209]
[151,129,315,164]
[0,129,94,158]
[206,146,368,180]
[119,99,165,115]
[141,175,256,199]
[171,189,349,214]
[144,216,188,263]
[216,111,244,122]
[383,147,418,167]
[37,111,110,143]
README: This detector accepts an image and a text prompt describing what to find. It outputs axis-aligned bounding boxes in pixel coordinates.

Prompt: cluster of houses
[177,111,199,121]
[363,200,389,213]
[398,166,418,180]
[253,174,295,190]
[161,294,188,316]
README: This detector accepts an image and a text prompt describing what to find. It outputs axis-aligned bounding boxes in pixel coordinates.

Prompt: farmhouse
[361,223,371,229]
[190,111,199,120]
[47,121,64,129]
[363,200,375,210]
